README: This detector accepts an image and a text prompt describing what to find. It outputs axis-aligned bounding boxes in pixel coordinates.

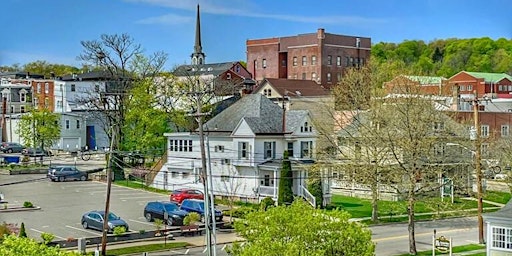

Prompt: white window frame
[264,141,276,159]
[300,141,313,158]
[76,120,80,129]
[65,120,70,130]
[336,56,341,66]
[302,56,307,66]
[481,125,490,137]
[501,125,510,137]
[45,83,49,94]
[490,226,512,250]
[238,142,249,159]
[467,85,473,91]
[311,55,317,65]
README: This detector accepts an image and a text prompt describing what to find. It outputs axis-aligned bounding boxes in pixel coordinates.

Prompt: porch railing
[258,186,276,197]
[300,185,316,208]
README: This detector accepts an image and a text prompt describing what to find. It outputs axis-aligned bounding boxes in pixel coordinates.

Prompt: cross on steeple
[191,4,205,65]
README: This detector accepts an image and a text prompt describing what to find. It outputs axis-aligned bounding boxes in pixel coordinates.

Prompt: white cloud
[126,0,385,25]
[135,13,193,25]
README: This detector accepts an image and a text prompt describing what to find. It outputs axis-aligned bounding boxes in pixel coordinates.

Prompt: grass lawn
[84,242,189,255]
[483,190,511,204]
[113,180,169,194]
[330,194,495,219]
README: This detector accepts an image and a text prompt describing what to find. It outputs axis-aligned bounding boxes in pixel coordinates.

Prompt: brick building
[246,28,371,88]
[448,71,512,99]
[384,75,449,96]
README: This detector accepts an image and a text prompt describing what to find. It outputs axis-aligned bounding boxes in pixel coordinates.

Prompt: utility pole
[101,126,116,256]
[187,78,215,256]
[471,90,484,244]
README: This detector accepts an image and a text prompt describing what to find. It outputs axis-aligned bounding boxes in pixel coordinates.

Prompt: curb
[0,206,41,213]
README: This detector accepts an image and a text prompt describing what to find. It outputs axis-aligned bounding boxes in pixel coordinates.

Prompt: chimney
[317,28,325,39]
[451,83,460,111]
[26,72,30,79]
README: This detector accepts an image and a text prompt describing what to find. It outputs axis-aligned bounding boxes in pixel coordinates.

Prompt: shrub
[223,206,256,219]
[260,197,275,211]
[153,219,163,233]
[138,229,146,234]
[183,212,201,226]
[23,201,33,208]
[113,226,126,236]
[307,179,323,208]
[40,232,55,244]
[19,222,27,238]
[278,151,293,205]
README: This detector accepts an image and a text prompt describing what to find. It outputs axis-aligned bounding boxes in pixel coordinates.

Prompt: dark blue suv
[180,199,223,222]
[144,201,189,226]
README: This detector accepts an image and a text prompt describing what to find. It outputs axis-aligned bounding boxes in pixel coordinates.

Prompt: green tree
[18,108,60,149]
[307,178,323,208]
[23,60,80,78]
[277,150,293,205]
[18,223,27,238]
[230,200,374,256]
[0,235,80,256]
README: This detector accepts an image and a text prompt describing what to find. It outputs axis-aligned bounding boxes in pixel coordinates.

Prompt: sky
[1,0,510,70]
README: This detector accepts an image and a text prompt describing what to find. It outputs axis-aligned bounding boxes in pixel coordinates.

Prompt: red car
[170,188,204,204]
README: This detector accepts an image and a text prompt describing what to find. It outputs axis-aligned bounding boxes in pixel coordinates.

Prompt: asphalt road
[0,172,169,242]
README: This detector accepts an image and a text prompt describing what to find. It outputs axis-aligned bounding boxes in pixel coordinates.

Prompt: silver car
[47,166,88,182]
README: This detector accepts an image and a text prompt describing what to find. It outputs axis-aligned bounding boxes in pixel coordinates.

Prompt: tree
[77,33,167,179]
[18,108,60,149]
[0,235,80,256]
[277,150,293,205]
[230,199,374,256]
[18,223,27,238]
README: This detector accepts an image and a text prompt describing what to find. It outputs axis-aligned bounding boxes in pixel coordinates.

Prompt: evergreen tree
[19,223,27,238]
[277,151,293,205]
[307,179,323,208]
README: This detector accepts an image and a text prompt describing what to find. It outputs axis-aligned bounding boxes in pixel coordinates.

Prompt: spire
[191,4,205,65]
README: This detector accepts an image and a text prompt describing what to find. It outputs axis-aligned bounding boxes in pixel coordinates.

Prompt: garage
[61,138,81,152]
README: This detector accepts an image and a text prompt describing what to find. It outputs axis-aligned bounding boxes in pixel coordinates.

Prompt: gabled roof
[460,71,512,83]
[205,94,310,134]
[173,62,240,77]
[404,75,446,85]
[255,78,329,97]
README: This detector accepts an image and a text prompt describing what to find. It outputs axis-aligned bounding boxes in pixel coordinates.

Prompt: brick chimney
[317,28,325,39]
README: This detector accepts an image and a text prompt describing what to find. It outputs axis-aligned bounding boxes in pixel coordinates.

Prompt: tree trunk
[371,182,379,222]
[408,187,417,255]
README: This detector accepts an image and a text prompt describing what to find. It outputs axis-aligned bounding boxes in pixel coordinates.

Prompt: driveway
[0,173,169,242]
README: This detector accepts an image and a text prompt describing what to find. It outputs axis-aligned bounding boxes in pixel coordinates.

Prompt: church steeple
[191,4,205,65]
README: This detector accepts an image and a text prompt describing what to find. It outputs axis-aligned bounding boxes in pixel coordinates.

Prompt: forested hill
[371,37,512,77]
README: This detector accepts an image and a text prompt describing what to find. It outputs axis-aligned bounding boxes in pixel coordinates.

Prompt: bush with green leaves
[0,235,81,255]
[40,232,55,244]
[277,151,293,205]
[259,197,275,211]
[307,179,323,208]
[223,206,257,219]
[113,226,126,236]
[23,202,33,208]
[18,223,27,238]
[183,212,201,226]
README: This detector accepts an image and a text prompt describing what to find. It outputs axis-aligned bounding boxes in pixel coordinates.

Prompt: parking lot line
[120,196,164,200]
[31,228,66,240]
[128,219,154,226]
[65,225,100,236]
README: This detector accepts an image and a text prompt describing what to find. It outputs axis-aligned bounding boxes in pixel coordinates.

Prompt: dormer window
[433,122,445,131]
[263,89,272,97]
[301,122,312,132]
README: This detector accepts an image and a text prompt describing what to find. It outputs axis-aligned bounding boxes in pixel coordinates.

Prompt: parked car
[143,201,189,226]
[81,210,129,233]
[47,166,88,182]
[170,188,204,204]
[22,148,52,157]
[0,142,24,153]
[180,199,223,222]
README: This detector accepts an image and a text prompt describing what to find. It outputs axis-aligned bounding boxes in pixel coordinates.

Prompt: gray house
[484,199,512,255]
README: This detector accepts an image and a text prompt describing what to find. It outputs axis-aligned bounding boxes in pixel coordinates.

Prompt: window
[214,145,225,152]
[360,58,365,65]
[281,59,286,67]
[20,106,25,113]
[263,89,272,97]
[76,120,80,129]
[491,226,512,250]
[459,85,466,91]
[499,85,503,91]
[467,85,473,91]
[264,141,276,159]
[311,72,317,81]
[502,125,510,137]
[65,120,70,129]
[37,83,41,93]
[293,57,298,66]
[56,100,62,108]
[350,57,354,67]
[262,59,267,68]
[336,56,341,66]
[327,72,332,82]
[327,55,332,65]
[287,142,294,158]
[337,73,341,81]
[44,97,49,107]
[10,106,14,113]
[302,56,307,66]
[302,73,306,80]
[34,98,38,106]
[45,83,49,94]
[311,55,317,65]
[481,125,489,137]
[226,73,231,80]
[19,91,26,102]
[301,122,312,132]
[346,57,350,66]
[433,122,445,131]
[301,141,313,158]
[221,175,229,182]
[238,142,249,159]
[71,84,76,92]
[169,140,193,152]
[293,73,297,79]
[509,85,512,91]
[481,143,489,156]
[434,143,445,156]
[262,174,270,186]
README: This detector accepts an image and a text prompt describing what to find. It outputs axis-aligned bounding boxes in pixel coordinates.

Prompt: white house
[152,93,331,206]
[484,199,512,255]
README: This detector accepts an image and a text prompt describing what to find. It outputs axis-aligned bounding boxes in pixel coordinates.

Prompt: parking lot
[0,173,169,241]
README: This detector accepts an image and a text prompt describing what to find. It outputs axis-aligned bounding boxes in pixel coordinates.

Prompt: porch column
[273,168,277,198]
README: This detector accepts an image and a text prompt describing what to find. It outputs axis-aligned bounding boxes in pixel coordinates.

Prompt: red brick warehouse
[246,28,371,89]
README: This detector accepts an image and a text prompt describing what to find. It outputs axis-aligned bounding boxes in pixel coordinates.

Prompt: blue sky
[1,0,510,70]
